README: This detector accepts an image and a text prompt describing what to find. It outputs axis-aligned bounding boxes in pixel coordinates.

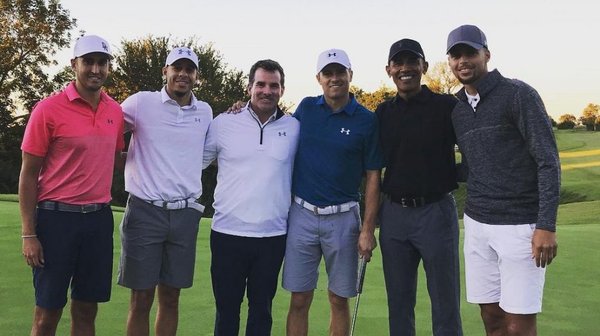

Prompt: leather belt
[37,201,109,213]
[386,193,447,208]
[136,195,205,213]
[294,196,357,216]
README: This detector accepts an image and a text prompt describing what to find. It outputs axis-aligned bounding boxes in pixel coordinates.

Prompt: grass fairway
[1,200,599,335]
[1,130,599,335]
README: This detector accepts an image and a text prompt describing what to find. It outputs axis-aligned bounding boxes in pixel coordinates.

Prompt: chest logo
[194,117,202,123]
[340,128,350,135]
[107,119,114,124]
[278,131,287,136]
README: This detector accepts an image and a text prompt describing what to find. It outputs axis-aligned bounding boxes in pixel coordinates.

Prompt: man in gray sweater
[446,24,560,336]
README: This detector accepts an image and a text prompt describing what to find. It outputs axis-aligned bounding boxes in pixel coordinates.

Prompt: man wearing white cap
[19,34,124,336]
[117,47,213,335]
[283,49,384,335]
[447,24,559,335]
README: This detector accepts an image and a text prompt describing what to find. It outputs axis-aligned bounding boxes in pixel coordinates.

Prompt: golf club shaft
[350,256,368,336]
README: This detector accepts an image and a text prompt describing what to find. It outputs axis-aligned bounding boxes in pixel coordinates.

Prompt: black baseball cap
[446,25,488,53]
[388,39,425,62]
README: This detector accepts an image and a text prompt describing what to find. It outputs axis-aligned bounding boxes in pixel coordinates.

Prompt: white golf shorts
[463,214,546,314]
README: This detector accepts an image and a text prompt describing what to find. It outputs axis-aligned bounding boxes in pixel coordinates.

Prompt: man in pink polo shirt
[19,35,124,336]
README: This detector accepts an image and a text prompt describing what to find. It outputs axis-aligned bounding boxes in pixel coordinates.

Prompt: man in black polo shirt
[375,39,463,336]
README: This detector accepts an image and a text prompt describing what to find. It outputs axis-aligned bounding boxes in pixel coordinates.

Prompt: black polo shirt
[375,85,458,198]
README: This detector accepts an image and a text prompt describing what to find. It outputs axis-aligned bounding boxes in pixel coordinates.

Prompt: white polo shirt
[122,87,213,201]
[203,106,300,237]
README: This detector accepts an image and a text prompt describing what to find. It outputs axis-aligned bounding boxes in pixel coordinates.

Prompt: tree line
[2,0,595,216]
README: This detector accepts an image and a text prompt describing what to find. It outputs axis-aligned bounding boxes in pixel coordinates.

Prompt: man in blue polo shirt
[283,49,384,336]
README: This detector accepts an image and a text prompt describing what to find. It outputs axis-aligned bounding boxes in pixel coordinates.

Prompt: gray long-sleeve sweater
[452,69,560,231]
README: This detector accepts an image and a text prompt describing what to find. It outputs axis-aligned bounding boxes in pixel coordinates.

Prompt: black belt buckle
[393,195,427,208]
[81,204,91,213]
[400,197,422,208]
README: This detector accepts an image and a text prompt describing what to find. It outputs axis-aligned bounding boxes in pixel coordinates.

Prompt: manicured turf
[1,129,599,335]
[1,200,599,335]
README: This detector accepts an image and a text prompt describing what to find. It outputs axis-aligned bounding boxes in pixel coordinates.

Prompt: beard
[173,90,188,98]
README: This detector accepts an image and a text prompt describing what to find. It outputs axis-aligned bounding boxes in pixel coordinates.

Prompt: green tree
[559,114,577,124]
[351,85,396,111]
[0,0,76,193]
[557,114,577,129]
[106,36,248,114]
[578,103,599,131]
[423,61,461,94]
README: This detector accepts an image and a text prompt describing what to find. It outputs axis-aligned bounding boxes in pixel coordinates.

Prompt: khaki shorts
[463,214,546,314]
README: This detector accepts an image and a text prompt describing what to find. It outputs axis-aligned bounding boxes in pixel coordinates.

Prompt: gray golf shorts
[282,201,361,298]
[118,195,202,290]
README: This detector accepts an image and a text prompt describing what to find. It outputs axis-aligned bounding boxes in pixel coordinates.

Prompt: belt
[141,196,205,213]
[37,201,109,213]
[294,196,357,216]
[386,193,447,208]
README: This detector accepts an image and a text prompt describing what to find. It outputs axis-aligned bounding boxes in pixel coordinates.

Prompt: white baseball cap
[73,35,112,58]
[165,47,199,69]
[316,48,351,74]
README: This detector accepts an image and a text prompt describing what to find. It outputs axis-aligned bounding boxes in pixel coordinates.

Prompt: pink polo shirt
[21,82,125,204]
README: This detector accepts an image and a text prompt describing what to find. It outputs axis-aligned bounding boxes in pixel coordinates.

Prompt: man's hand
[22,237,44,268]
[358,229,377,262]
[531,228,558,268]
[226,100,246,114]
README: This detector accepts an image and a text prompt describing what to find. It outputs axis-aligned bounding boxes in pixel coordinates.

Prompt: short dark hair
[248,59,285,87]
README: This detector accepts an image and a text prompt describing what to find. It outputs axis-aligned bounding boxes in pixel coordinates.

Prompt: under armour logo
[328,53,337,57]
[101,42,108,52]
[278,131,287,136]
[340,128,350,135]
[194,118,202,123]
[107,119,113,124]
[179,48,192,56]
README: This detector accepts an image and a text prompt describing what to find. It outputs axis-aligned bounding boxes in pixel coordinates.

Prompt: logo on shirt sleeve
[278,131,287,136]
[340,128,350,135]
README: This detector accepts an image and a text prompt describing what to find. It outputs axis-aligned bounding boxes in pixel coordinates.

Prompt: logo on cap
[179,48,192,56]
[328,53,337,57]
[101,42,108,52]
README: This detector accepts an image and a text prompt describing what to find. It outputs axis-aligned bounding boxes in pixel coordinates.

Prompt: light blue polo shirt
[292,95,384,206]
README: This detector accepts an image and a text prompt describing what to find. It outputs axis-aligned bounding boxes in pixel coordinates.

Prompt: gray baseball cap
[446,25,487,53]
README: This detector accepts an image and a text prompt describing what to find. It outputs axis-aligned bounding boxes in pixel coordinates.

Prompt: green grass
[1,200,599,335]
[2,130,599,335]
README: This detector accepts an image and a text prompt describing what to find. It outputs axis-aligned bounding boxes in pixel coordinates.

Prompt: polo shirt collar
[65,81,110,103]
[392,85,433,104]
[316,93,359,115]
[160,86,198,110]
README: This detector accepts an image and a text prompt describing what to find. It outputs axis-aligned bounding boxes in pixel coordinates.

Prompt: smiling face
[71,52,110,93]
[163,58,197,102]
[447,44,490,87]
[386,51,428,100]
[248,68,284,115]
[316,63,352,101]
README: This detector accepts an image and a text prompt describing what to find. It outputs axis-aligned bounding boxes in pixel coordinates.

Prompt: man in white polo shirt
[203,59,299,336]
[117,47,213,336]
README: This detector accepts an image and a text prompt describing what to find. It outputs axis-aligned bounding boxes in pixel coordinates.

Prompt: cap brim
[74,51,113,59]
[389,49,424,62]
[446,41,485,54]
[317,61,350,74]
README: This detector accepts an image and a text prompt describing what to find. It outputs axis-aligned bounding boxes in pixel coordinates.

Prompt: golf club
[350,255,367,336]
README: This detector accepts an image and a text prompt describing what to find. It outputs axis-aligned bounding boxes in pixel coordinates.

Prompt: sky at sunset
[56,0,599,118]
